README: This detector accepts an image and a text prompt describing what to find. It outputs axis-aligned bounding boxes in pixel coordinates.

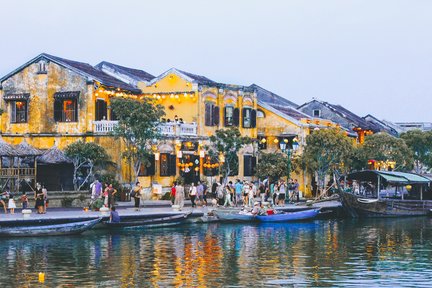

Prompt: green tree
[255,152,288,183]
[300,128,354,192]
[359,133,413,171]
[208,128,251,185]
[111,97,165,183]
[65,140,109,191]
[400,130,432,174]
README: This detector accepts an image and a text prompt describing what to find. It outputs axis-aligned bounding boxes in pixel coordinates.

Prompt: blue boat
[0,218,101,237]
[256,209,320,222]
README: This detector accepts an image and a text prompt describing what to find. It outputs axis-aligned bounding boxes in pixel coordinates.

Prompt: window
[95,99,107,121]
[10,101,28,123]
[243,155,257,176]
[313,109,321,117]
[224,106,234,127]
[205,103,219,126]
[54,98,78,122]
[37,60,47,74]
[138,155,156,176]
[257,110,265,118]
[242,108,256,128]
[160,153,176,176]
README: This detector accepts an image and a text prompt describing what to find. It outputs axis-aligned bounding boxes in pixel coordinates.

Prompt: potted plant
[90,198,104,211]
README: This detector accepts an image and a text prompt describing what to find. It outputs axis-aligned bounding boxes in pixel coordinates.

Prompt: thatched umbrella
[38,146,72,164]
[0,136,16,157]
[14,139,43,157]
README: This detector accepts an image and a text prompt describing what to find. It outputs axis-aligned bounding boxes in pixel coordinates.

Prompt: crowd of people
[90,179,118,209]
[0,182,48,214]
[165,178,301,210]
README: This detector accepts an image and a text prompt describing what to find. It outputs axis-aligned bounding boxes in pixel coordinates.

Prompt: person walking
[189,183,197,208]
[196,181,204,207]
[174,182,185,210]
[278,180,286,206]
[243,182,250,207]
[42,185,48,213]
[293,179,300,202]
[223,184,233,207]
[170,182,177,204]
[90,179,102,202]
[132,181,142,210]
[235,179,243,206]
[248,183,255,207]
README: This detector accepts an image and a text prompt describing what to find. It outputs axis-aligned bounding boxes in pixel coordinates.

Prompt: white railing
[93,120,119,133]
[93,120,197,136]
[159,122,197,137]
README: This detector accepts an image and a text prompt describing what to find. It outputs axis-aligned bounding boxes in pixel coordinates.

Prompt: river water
[1,217,432,287]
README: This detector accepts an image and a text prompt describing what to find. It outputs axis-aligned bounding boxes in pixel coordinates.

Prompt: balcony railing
[159,122,198,137]
[93,120,119,133]
[93,120,197,137]
[0,168,36,178]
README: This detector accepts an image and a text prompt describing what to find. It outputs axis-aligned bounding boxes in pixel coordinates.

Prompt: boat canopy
[346,170,431,185]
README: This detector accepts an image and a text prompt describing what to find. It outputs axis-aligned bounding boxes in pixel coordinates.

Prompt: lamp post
[279,137,299,180]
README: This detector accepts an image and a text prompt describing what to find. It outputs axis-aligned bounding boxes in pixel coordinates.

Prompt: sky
[1,0,431,122]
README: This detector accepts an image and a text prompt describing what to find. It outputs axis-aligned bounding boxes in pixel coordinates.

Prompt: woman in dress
[35,183,45,214]
[8,193,16,214]
[174,182,185,210]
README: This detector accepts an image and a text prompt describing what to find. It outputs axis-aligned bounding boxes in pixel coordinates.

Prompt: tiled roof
[43,54,141,93]
[176,69,216,85]
[251,84,298,108]
[269,104,310,121]
[94,61,155,83]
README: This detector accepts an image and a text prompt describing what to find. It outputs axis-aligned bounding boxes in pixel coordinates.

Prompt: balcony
[93,120,119,133]
[159,122,197,137]
[93,120,197,137]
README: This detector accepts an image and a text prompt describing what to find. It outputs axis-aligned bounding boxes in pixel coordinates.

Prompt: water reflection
[1,218,432,287]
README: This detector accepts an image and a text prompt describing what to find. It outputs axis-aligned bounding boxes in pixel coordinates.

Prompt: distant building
[395,122,432,132]
[297,99,378,143]
[363,114,400,137]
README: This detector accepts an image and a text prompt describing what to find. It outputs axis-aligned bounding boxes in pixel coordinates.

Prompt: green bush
[91,198,104,210]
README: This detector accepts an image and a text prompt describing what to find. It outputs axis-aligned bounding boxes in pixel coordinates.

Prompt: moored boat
[340,170,432,217]
[256,209,320,222]
[0,218,101,237]
[104,213,190,229]
[213,210,256,222]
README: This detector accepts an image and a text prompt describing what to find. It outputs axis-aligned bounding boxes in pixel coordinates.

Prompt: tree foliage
[358,133,413,171]
[400,130,432,173]
[65,140,109,191]
[111,97,165,182]
[208,128,251,185]
[255,152,288,183]
[300,128,354,190]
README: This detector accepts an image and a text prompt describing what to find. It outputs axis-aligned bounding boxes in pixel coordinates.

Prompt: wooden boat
[340,170,432,217]
[256,209,320,222]
[213,210,256,222]
[104,213,190,229]
[0,218,101,237]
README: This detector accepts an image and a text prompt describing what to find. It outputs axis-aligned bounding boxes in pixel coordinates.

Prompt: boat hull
[0,218,100,237]
[256,209,320,222]
[104,213,189,229]
[213,211,256,222]
[340,191,432,217]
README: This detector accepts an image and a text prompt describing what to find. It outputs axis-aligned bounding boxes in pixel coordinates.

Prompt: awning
[346,170,431,184]
[54,91,80,99]
[3,93,30,101]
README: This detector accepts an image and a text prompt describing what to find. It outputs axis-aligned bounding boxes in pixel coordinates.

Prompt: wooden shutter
[251,156,257,175]
[243,155,252,176]
[223,106,227,126]
[233,108,240,126]
[169,154,177,176]
[251,109,257,128]
[54,99,62,122]
[146,154,156,176]
[10,102,16,123]
[242,108,247,128]
[205,103,212,126]
[213,106,220,126]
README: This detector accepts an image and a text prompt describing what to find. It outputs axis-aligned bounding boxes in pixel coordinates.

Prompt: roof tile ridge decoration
[94,61,155,82]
